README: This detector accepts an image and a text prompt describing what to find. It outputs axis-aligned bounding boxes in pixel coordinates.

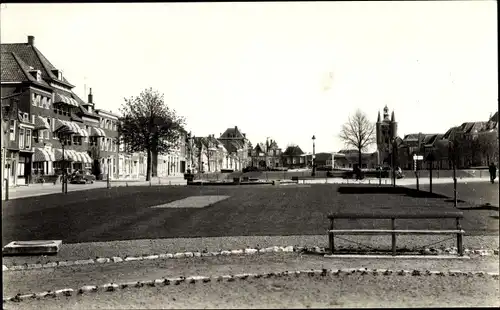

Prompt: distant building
[249,138,282,168]
[376,105,398,167]
[281,145,306,169]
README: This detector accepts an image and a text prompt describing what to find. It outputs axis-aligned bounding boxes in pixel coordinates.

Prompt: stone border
[4,267,499,303]
[3,245,498,272]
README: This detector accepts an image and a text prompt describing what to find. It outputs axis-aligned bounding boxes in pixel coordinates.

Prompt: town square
[1,2,499,308]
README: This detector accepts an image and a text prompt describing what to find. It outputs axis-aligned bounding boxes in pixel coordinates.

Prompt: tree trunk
[146,149,152,181]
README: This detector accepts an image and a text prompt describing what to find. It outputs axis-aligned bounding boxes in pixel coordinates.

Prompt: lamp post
[107,157,111,189]
[449,138,458,207]
[311,135,316,177]
[55,128,71,194]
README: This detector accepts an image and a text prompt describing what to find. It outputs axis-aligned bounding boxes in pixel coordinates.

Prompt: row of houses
[1,35,186,187]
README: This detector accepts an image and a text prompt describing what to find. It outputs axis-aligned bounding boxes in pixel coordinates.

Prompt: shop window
[33,162,45,175]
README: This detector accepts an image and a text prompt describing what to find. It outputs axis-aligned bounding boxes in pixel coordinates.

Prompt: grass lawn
[2,184,498,246]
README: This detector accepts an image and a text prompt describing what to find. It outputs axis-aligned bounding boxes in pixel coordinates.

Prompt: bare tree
[338,109,376,170]
[119,88,186,181]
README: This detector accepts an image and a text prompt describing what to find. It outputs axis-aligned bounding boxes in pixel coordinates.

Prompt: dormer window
[51,69,63,80]
[29,69,42,82]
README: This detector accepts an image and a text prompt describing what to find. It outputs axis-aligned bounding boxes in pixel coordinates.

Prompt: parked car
[69,173,95,184]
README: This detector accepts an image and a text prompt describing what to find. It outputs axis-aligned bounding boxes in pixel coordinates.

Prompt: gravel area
[3,252,499,297]
[4,268,499,309]
[3,235,499,266]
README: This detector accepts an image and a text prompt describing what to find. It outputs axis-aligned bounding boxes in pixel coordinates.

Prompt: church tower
[376,105,397,166]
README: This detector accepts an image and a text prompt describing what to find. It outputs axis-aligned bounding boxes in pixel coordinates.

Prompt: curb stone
[4,268,500,303]
[3,245,498,272]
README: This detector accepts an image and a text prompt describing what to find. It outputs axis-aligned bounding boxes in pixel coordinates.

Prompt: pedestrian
[488,162,497,184]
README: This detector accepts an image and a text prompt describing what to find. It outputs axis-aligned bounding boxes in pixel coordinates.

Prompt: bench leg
[456,218,464,256]
[329,219,334,254]
[391,218,396,256]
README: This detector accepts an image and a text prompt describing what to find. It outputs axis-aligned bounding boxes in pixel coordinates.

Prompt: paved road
[2,177,187,200]
[2,183,498,246]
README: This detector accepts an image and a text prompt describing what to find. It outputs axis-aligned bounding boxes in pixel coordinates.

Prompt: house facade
[249,138,282,168]
[281,145,306,169]
[1,35,152,185]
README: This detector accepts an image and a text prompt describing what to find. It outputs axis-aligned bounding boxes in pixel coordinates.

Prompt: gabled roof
[219,139,244,153]
[220,126,244,139]
[1,43,74,88]
[490,111,498,122]
[283,145,304,156]
[1,52,51,89]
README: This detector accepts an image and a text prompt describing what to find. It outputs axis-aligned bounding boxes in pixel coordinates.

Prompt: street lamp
[311,135,316,177]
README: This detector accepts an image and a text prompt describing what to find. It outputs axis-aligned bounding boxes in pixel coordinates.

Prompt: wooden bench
[327,211,465,256]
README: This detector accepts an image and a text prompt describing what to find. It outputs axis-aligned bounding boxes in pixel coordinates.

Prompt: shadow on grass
[337,185,448,199]
[458,205,499,212]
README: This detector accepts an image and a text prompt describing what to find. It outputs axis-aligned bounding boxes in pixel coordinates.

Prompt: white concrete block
[96,258,110,264]
[2,240,62,255]
[74,259,95,265]
[111,256,123,263]
[124,256,142,261]
[42,262,58,268]
[58,261,74,267]
[220,250,231,256]
[78,285,98,293]
[283,246,294,252]
[184,252,194,258]
[174,253,186,259]
[244,248,258,255]
[230,249,243,255]
[144,255,159,260]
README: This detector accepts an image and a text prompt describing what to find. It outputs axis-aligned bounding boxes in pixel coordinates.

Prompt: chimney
[235,126,238,132]
[28,35,35,46]
[88,88,93,104]
[243,133,246,138]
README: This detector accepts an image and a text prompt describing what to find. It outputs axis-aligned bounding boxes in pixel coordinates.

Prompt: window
[38,95,43,108]
[72,136,82,145]
[26,129,31,149]
[41,97,46,109]
[19,128,25,149]
[44,129,49,140]
[9,120,16,141]
[31,93,38,106]
[17,161,25,177]
[33,162,44,175]
[52,118,55,131]
[47,98,52,109]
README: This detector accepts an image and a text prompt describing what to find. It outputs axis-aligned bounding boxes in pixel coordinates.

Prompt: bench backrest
[328,211,463,220]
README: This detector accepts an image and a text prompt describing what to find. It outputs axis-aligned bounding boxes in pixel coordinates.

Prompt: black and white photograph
[1,1,498,308]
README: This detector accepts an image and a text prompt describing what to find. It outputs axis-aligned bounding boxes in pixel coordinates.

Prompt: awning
[54,149,74,161]
[91,127,106,137]
[34,148,52,162]
[79,128,89,137]
[67,150,83,162]
[54,119,81,135]
[34,116,50,130]
[81,152,92,164]
[54,92,79,107]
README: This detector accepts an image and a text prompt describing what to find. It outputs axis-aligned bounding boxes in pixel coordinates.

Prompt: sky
[1,1,497,153]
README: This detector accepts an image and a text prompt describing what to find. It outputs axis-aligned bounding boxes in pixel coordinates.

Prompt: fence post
[391,218,397,256]
[329,217,335,254]
[456,217,463,256]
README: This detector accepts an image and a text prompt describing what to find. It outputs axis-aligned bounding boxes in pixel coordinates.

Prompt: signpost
[413,154,423,191]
